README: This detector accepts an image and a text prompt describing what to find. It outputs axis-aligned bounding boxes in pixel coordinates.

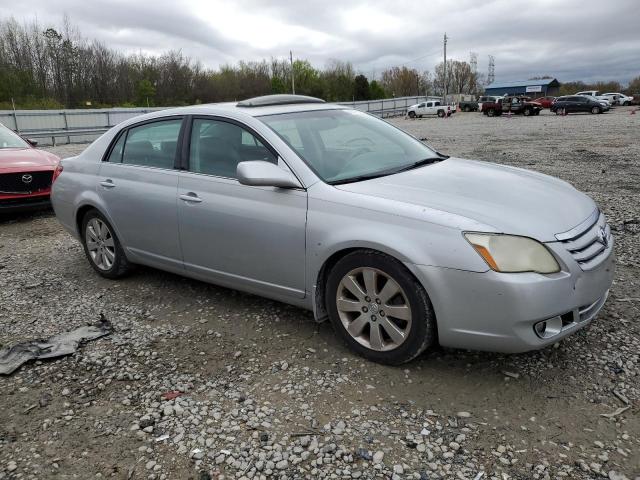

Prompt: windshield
[259,109,441,184]
[0,127,29,149]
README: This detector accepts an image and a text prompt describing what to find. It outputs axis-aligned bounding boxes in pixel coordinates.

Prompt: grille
[0,171,53,194]
[556,210,612,271]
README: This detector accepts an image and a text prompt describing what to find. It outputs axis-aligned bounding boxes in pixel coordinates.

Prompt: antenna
[470,52,478,73]
[487,55,495,85]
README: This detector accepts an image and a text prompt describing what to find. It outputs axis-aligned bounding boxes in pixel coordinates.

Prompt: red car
[532,96,556,108]
[0,124,61,213]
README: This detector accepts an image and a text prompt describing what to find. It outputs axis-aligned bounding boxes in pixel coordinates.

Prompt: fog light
[534,316,563,339]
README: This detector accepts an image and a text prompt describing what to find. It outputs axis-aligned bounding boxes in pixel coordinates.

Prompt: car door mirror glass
[237,160,302,189]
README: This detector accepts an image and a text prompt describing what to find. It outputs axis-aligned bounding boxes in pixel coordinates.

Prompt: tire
[591,106,601,114]
[535,110,540,115]
[623,101,630,106]
[487,109,496,117]
[463,105,471,112]
[437,110,445,118]
[523,108,531,116]
[325,250,436,365]
[408,111,416,118]
[81,209,132,279]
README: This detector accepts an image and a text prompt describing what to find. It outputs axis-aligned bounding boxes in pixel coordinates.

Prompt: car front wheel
[81,209,132,279]
[326,250,436,365]
[591,106,601,114]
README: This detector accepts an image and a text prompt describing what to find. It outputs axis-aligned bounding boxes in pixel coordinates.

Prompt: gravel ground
[1,107,638,480]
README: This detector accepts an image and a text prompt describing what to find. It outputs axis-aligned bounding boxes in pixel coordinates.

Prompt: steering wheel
[344,137,375,162]
[345,137,375,147]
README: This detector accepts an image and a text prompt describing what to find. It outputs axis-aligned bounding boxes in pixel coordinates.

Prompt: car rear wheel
[81,209,132,279]
[591,106,601,114]
[326,250,436,365]
[408,111,416,118]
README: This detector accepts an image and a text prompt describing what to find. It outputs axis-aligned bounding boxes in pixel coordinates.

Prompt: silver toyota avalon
[51,95,615,364]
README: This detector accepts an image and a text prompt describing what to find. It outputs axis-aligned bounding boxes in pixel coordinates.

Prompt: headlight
[464,233,560,273]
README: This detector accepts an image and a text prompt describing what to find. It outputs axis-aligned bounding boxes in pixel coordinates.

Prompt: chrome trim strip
[555,208,600,241]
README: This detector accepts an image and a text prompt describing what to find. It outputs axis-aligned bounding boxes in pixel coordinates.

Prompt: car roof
[119,99,348,127]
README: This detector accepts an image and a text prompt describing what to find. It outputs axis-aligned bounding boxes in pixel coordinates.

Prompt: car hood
[335,158,596,242]
[0,148,59,172]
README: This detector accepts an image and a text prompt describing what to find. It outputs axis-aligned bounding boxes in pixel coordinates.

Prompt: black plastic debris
[0,317,112,375]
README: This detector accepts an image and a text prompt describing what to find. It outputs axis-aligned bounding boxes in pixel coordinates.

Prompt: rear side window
[106,133,126,163]
[120,119,182,169]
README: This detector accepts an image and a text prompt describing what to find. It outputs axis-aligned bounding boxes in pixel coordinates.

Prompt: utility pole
[290,50,295,95]
[443,33,448,103]
[488,55,495,85]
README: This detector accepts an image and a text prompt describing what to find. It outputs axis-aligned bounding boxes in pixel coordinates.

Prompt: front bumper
[408,241,615,353]
[0,194,51,213]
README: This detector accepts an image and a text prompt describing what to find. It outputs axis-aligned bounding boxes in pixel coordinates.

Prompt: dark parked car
[481,96,542,116]
[457,100,478,112]
[551,96,605,115]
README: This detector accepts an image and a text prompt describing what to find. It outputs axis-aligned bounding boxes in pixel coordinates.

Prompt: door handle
[179,192,202,203]
[100,179,115,188]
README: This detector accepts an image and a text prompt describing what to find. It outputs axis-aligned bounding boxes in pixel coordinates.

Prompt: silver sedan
[51,95,615,364]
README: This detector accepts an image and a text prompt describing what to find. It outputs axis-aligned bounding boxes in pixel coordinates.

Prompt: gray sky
[3,0,639,84]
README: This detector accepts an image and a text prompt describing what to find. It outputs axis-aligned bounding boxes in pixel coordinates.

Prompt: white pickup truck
[576,91,612,108]
[407,100,453,118]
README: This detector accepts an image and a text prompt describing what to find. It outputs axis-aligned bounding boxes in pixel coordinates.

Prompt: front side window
[260,109,441,184]
[189,118,276,178]
[119,119,182,169]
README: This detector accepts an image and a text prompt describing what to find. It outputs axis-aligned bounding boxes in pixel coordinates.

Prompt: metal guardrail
[1,96,441,145]
[26,128,110,146]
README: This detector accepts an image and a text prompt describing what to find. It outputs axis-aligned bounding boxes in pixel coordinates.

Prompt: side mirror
[237,161,302,189]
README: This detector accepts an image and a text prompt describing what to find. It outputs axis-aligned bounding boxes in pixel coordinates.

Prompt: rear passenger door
[98,117,184,271]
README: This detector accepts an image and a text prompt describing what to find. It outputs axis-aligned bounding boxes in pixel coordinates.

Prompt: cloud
[2,0,638,83]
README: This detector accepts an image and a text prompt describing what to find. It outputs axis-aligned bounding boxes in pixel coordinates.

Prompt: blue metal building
[484,78,560,97]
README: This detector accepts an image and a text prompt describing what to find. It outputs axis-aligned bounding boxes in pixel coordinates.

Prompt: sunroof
[237,94,325,107]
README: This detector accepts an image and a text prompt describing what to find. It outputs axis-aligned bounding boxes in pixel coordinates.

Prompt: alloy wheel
[336,267,412,352]
[85,218,116,271]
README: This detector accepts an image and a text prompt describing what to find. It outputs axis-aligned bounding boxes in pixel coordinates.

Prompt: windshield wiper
[392,156,445,174]
[329,155,447,186]
[329,170,397,185]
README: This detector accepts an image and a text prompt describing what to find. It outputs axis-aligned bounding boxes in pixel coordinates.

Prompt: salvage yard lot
[1,107,639,479]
